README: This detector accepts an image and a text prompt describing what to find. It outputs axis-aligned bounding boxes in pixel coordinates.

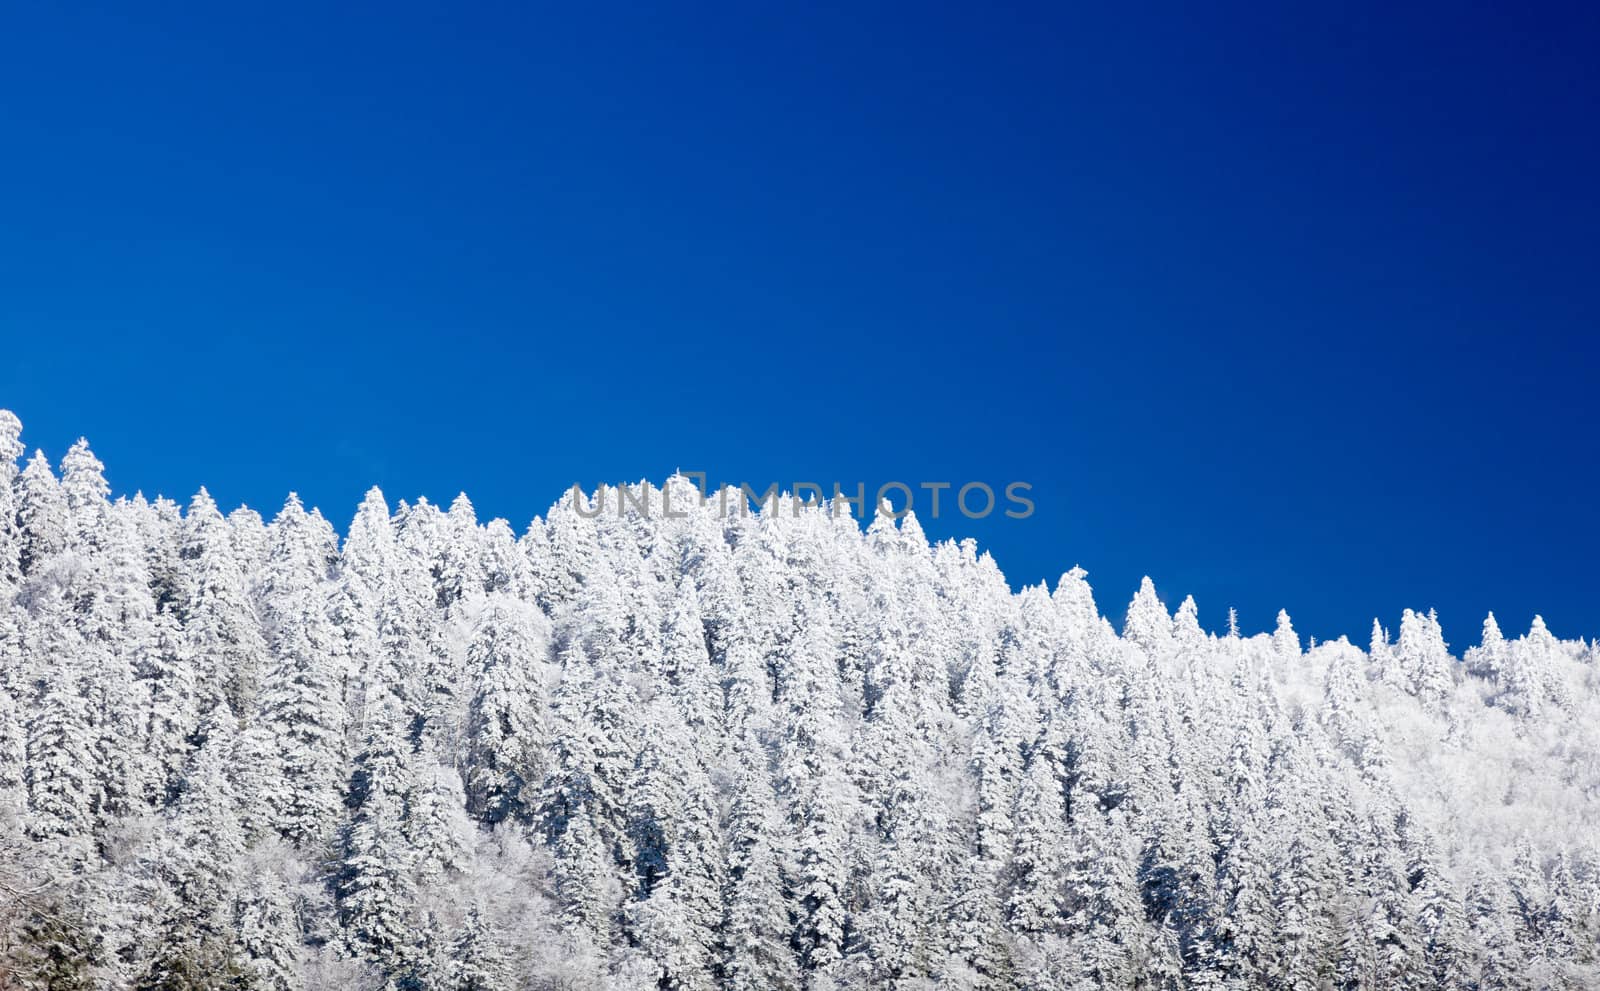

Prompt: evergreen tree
[1008,754,1066,935]
[723,737,800,991]
[1123,576,1172,656]
[463,597,549,824]
[180,488,269,715]
[1172,595,1205,652]
[555,807,621,946]
[626,705,724,991]
[1061,808,1146,990]
[22,585,98,845]
[447,906,510,991]
[1273,608,1301,659]
[16,450,68,577]
[165,708,245,933]
[339,694,420,974]
[1464,611,1506,681]
[1396,607,1454,703]
[259,495,348,845]
[139,611,198,806]
[59,439,110,554]
[0,410,25,589]
[1412,838,1471,990]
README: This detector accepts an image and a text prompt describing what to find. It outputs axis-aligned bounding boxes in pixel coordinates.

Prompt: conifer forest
[1,409,1597,990]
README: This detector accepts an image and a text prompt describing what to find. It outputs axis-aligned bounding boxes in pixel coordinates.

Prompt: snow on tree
[0,410,26,589]
[779,710,857,977]
[21,584,98,847]
[722,735,801,991]
[1123,576,1173,658]
[1272,608,1301,660]
[16,450,69,577]
[139,610,198,806]
[625,701,724,991]
[554,804,623,946]
[662,577,722,749]
[258,494,349,846]
[464,596,550,824]
[447,905,511,991]
[232,841,306,991]
[1410,834,1471,989]
[0,685,25,814]
[0,412,1598,990]
[339,693,421,974]
[407,756,475,883]
[59,439,109,555]
[163,708,246,934]
[1393,607,1455,704]
[1060,807,1147,989]
[1007,753,1066,936]
[179,488,269,715]
[1464,611,1506,681]
[1172,594,1205,653]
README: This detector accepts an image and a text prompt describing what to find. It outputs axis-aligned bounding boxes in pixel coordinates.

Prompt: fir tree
[16,450,68,577]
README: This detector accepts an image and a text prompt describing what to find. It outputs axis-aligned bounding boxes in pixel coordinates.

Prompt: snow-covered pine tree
[21,582,99,848]
[447,905,511,991]
[722,733,801,991]
[179,488,269,716]
[463,596,549,825]
[0,410,26,590]
[338,692,422,976]
[15,450,69,579]
[625,700,724,991]
[258,494,348,846]
[1273,609,1301,660]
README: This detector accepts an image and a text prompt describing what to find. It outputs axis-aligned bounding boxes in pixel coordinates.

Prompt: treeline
[1,409,1598,990]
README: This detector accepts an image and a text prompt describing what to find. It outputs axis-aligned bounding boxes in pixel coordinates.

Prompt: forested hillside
[1,409,1597,990]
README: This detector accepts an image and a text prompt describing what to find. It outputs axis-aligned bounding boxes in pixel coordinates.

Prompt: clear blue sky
[2,2,1596,643]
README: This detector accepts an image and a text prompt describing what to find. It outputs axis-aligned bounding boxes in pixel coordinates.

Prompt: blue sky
[2,2,1597,643]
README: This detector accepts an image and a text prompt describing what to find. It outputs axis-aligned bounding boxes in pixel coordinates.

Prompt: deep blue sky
[2,2,1597,644]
